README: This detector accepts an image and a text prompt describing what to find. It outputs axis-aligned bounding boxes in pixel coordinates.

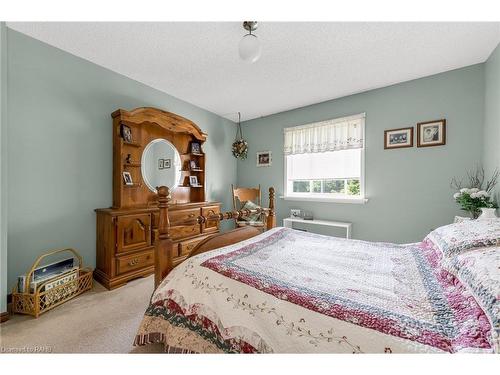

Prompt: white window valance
[283,113,365,155]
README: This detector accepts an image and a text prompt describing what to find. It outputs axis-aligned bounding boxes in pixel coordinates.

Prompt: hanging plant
[232,112,248,159]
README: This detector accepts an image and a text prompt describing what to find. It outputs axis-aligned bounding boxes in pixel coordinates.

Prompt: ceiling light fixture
[238,21,261,63]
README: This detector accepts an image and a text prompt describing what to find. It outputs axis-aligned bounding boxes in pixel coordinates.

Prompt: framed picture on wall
[417,119,446,147]
[256,151,272,167]
[384,127,414,149]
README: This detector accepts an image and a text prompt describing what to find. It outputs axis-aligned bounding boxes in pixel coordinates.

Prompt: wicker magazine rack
[12,248,93,318]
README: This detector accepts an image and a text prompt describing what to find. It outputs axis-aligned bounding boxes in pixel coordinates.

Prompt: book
[17,257,76,293]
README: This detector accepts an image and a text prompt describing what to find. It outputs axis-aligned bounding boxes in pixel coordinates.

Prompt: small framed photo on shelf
[120,124,133,143]
[302,211,314,220]
[190,160,199,170]
[417,119,446,147]
[122,171,133,185]
[256,151,272,167]
[189,175,200,187]
[290,209,302,219]
[158,159,164,169]
[384,127,413,149]
[191,142,202,154]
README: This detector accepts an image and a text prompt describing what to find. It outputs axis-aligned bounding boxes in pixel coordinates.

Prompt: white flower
[470,193,479,199]
[453,192,461,199]
[460,188,469,193]
[478,190,489,197]
[469,188,480,193]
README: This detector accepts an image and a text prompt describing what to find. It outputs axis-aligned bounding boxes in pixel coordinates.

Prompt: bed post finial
[267,187,276,230]
[155,186,173,288]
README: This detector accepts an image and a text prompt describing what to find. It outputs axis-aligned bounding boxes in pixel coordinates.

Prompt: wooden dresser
[95,202,220,289]
[94,107,221,289]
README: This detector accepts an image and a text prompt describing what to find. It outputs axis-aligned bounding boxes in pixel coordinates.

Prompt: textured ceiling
[7,22,500,121]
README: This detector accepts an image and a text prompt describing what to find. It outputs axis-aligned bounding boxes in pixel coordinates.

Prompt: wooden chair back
[231,184,262,210]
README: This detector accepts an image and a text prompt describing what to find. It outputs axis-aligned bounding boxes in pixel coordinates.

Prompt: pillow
[239,200,262,222]
[426,219,500,257]
[443,247,499,349]
[454,216,471,224]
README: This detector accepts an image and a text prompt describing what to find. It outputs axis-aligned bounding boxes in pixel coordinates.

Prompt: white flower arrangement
[452,188,497,218]
[455,188,489,199]
[451,166,499,219]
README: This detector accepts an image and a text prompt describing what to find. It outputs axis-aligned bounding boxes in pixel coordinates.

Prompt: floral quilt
[442,247,499,350]
[135,228,495,353]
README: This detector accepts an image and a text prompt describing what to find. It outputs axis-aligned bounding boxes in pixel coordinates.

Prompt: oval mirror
[141,139,182,193]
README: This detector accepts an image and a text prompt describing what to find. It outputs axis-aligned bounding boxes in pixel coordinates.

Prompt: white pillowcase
[426,219,500,257]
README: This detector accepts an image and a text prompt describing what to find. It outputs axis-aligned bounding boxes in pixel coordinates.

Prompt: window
[284,113,365,202]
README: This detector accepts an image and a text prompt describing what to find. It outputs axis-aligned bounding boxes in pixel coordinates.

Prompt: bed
[134,186,499,353]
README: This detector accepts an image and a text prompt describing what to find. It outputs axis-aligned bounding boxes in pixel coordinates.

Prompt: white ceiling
[7,22,500,122]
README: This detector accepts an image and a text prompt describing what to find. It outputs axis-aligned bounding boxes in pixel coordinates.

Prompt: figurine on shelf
[120,124,133,143]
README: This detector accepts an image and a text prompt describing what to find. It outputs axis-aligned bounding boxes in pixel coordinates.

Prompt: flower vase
[478,207,498,220]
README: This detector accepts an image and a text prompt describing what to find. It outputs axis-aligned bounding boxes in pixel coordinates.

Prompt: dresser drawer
[178,236,208,257]
[169,208,200,225]
[116,249,154,275]
[170,224,201,240]
[202,205,220,234]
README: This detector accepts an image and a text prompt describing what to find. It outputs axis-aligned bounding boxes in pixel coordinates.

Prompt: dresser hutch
[94,107,221,289]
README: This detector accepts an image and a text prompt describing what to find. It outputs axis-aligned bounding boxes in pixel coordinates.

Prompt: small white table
[283,218,352,239]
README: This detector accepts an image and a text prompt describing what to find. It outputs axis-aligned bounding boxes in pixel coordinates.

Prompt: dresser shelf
[123,141,142,148]
[124,163,141,168]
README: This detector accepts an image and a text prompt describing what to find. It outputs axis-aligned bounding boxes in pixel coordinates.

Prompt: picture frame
[122,171,133,186]
[384,127,414,149]
[191,142,202,154]
[120,124,133,143]
[190,160,199,170]
[158,158,171,170]
[290,209,302,219]
[189,175,199,187]
[256,151,272,167]
[417,119,446,147]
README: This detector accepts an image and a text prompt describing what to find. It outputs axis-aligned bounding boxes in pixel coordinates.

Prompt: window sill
[280,196,369,204]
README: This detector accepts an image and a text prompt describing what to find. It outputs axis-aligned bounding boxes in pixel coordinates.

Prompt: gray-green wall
[483,42,500,202]
[5,29,237,289]
[1,22,8,314]
[237,64,486,243]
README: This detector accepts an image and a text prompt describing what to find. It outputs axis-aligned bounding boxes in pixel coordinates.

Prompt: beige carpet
[0,276,163,353]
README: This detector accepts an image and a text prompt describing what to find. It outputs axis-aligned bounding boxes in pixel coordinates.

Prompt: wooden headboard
[154,186,276,287]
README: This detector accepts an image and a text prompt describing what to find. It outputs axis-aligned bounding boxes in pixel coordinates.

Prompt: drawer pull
[128,258,139,266]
